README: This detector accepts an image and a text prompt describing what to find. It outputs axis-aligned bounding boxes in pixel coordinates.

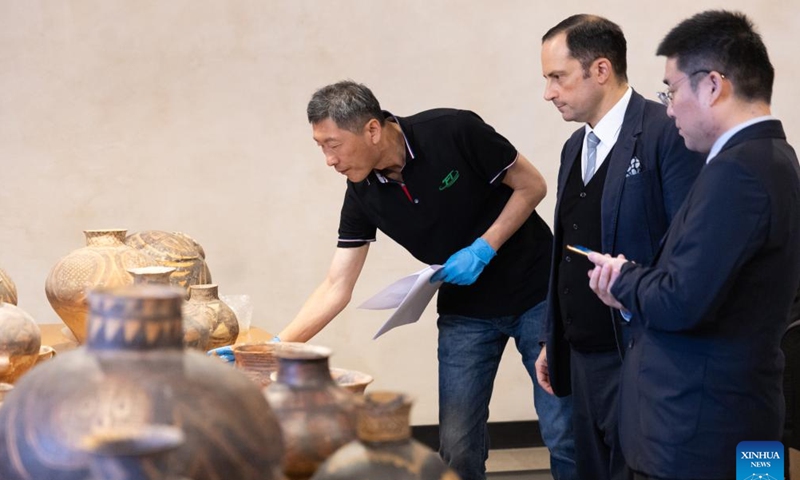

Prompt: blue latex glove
[430,238,496,285]
[207,336,280,363]
[207,345,234,364]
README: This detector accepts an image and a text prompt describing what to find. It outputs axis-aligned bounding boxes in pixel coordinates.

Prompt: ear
[706,71,726,106]
[594,57,612,84]
[364,118,382,145]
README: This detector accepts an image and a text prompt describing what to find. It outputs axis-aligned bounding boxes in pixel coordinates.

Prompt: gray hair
[306,80,384,132]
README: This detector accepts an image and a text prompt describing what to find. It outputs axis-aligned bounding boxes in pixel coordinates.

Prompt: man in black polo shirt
[535,15,703,480]
[275,81,577,480]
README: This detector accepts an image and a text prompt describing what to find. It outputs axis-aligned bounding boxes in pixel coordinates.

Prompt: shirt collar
[584,86,632,144]
[383,110,415,160]
[706,115,776,163]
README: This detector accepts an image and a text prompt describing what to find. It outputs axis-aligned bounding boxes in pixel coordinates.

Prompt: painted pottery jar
[45,229,154,343]
[182,284,237,349]
[82,425,187,480]
[0,302,41,384]
[125,231,211,293]
[0,270,18,305]
[311,392,461,480]
[0,285,284,480]
[265,343,357,480]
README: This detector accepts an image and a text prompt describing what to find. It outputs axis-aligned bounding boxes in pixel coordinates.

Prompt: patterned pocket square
[626,157,641,177]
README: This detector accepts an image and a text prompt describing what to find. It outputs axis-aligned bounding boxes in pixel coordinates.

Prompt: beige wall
[1,1,798,425]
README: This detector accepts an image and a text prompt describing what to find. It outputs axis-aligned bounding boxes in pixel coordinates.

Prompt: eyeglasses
[657,70,724,107]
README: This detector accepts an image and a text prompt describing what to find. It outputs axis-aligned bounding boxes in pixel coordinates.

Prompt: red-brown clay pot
[234,342,279,388]
[265,343,357,480]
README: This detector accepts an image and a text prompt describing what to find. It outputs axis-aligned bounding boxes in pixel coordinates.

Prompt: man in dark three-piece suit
[590,10,800,480]
[536,15,704,480]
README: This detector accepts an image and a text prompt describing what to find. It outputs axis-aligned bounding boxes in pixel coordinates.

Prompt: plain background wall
[1,1,797,425]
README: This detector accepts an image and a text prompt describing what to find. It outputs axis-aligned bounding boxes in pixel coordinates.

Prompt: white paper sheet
[357,265,443,339]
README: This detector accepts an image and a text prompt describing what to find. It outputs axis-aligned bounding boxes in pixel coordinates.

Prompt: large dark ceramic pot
[311,392,461,480]
[266,343,357,480]
[0,285,284,480]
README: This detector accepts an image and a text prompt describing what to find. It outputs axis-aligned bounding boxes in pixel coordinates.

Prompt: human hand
[587,252,627,310]
[430,238,496,285]
[207,345,234,363]
[534,347,554,395]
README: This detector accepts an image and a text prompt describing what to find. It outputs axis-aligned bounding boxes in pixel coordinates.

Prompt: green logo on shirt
[439,170,460,190]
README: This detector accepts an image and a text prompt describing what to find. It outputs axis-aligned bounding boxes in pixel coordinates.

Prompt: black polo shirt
[336,109,552,318]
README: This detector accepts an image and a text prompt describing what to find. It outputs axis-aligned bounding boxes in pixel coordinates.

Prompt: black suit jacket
[612,120,800,478]
[542,90,703,395]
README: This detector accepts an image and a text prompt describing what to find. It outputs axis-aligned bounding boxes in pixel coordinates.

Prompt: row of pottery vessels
[44,229,238,349]
[229,342,458,480]
[0,286,284,480]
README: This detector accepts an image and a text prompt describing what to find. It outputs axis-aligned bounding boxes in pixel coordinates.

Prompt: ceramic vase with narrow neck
[311,392,461,480]
[0,285,284,480]
[265,343,357,480]
[45,229,154,343]
[182,284,238,349]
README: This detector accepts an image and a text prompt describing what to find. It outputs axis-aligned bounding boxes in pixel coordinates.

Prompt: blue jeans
[437,301,577,480]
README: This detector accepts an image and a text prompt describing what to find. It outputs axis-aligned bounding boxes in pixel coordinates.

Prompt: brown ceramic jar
[265,343,357,480]
[182,284,238,349]
[311,392,461,480]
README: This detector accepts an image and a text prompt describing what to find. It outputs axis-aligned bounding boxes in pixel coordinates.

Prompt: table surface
[39,323,275,353]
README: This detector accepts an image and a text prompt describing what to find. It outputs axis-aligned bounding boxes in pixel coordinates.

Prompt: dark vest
[557,148,617,352]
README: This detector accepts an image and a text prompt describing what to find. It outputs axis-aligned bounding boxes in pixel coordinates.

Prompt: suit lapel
[600,91,646,253]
